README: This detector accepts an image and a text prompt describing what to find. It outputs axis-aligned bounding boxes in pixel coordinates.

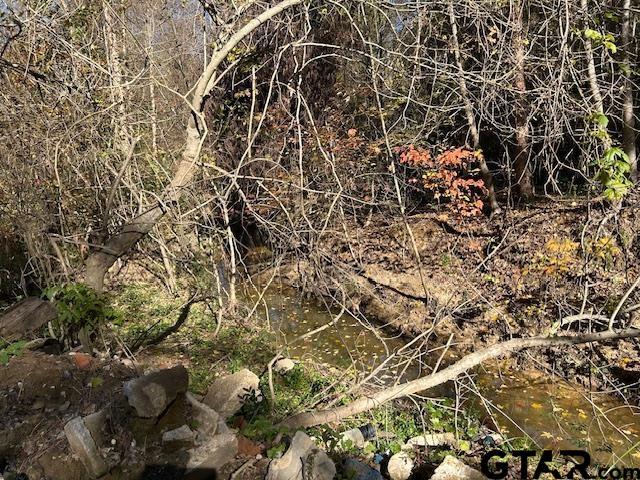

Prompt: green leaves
[43,283,121,346]
[583,29,618,54]
[0,340,27,366]
[594,147,633,201]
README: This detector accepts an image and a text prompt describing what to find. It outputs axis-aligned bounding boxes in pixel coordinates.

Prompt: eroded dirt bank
[255,197,640,391]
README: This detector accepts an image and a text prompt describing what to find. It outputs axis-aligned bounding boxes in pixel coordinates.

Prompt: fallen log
[280,328,640,428]
[0,297,57,342]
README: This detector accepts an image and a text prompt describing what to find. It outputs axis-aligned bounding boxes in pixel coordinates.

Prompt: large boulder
[123,365,188,418]
[203,369,260,419]
[430,455,486,480]
[64,416,108,479]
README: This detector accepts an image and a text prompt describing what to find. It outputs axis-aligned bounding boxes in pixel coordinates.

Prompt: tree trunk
[103,0,131,157]
[581,0,612,151]
[280,328,640,428]
[512,0,534,199]
[621,0,637,180]
[448,0,501,215]
[85,0,304,291]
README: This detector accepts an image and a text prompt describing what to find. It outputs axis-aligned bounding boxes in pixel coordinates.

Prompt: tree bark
[512,0,534,199]
[280,328,640,428]
[85,0,304,291]
[448,0,501,214]
[103,0,132,158]
[621,0,637,180]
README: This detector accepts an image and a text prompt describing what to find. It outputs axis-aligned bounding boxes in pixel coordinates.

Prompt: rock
[303,448,336,480]
[185,392,220,437]
[64,417,108,479]
[162,425,195,450]
[186,432,238,473]
[266,431,315,480]
[203,369,260,419]
[405,433,457,448]
[387,451,413,480]
[339,426,371,449]
[72,353,92,371]
[274,358,296,375]
[83,409,108,447]
[430,455,486,480]
[343,459,384,480]
[0,297,57,342]
[123,365,188,418]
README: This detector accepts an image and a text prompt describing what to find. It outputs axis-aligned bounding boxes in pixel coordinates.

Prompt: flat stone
[64,417,108,479]
[162,425,195,450]
[123,365,188,418]
[203,369,260,419]
[430,455,486,480]
[186,432,238,473]
[343,459,384,480]
[303,447,336,480]
[405,433,457,448]
[266,431,315,480]
[387,451,413,480]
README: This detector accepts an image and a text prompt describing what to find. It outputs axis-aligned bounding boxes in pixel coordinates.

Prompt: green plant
[44,283,121,348]
[594,147,633,201]
[583,29,617,53]
[0,340,27,365]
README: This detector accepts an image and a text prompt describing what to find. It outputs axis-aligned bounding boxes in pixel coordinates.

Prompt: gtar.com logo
[481,449,640,479]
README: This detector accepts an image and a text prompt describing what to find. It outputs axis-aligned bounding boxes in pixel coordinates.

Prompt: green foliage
[594,147,633,201]
[0,340,27,366]
[44,283,120,346]
[583,29,617,53]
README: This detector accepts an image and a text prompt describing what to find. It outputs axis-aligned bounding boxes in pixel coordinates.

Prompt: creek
[244,285,640,465]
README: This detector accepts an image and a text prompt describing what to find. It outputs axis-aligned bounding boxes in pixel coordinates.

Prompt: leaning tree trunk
[512,0,534,199]
[85,0,304,291]
[448,0,501,214]
[280,328,640,428]
[621,0,637,180]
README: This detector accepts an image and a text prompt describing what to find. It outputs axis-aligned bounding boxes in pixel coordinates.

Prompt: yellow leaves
[577,408,588,420]
[526,237,579,279]
[586,235,621,268]
[540,431,554,439]
[531,402,544,409]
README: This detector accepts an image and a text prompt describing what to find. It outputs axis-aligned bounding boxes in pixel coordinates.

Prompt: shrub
[396,145,486,216]
[44,283,121,348]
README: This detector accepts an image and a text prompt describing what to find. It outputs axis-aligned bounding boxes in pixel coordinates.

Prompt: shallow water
[245,285,640,464]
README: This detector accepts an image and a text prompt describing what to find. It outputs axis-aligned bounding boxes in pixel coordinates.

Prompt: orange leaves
[395,145,487,216]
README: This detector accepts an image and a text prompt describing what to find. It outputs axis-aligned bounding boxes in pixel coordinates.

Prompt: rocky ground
[0,348,493,480]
